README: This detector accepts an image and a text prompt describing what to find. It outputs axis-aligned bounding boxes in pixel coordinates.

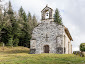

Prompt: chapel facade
[30,5,73,54]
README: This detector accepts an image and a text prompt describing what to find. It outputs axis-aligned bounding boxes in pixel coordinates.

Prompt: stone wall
[63,30,72,54]
[30,21,64,54]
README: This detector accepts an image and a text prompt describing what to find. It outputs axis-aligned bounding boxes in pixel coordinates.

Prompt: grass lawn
[0,46,85,64]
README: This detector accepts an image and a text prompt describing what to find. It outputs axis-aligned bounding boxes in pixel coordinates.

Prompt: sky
[1,0,85,51]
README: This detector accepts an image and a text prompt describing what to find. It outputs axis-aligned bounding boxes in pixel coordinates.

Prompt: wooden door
[44,45,49,53]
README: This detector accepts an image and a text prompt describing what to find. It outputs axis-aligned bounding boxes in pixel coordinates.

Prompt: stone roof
[64,27,73,41]
[41,5,53,12]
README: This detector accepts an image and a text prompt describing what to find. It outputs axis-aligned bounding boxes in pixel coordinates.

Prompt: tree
[32,15,38,28]
[0,0,3,14]
[7,37,13,46]
[18,12,38,47]
[0,0,3,22]
[1,28,8,45]
[19,6,27,22]
[0,0,4,46]
[54,8,62,25]
[18,8,30,47]
[1,1,20,46]
[19,6,24,17]
[0,1,38,47]
[7,1,14,21]
[18,22,31,47]
[13,38,19,46]
[27,12,33,33]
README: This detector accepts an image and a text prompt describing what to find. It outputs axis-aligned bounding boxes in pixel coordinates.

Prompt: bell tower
[41,5,54,22]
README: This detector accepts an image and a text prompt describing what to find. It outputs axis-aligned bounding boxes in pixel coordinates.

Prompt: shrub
[73,51,84,57]
[80,43,85,52]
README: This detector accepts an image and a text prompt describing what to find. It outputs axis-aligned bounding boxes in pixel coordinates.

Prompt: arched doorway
[44,45,49,53]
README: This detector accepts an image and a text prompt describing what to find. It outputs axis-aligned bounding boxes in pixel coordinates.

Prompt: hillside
[0,46,85,64]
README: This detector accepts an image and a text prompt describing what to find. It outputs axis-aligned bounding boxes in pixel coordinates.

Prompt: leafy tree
[54,8,62,25]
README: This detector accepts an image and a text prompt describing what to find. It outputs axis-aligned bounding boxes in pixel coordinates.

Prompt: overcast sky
[1,0,85,51]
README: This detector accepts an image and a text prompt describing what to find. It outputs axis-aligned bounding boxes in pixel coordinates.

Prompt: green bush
[80,43,85,52]
[73,51,84,57]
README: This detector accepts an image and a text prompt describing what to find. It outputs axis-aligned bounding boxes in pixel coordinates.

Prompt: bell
[46,12,49,16]
[47,14,48,16]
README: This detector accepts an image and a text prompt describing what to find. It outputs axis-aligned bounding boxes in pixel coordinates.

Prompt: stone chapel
[30,5,73,54]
